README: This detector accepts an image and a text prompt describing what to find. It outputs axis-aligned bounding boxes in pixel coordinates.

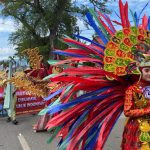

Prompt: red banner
[0,88,4,104]
[0,87,45,115]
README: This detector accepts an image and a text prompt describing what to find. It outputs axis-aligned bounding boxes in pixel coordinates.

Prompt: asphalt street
[0,114,126,150]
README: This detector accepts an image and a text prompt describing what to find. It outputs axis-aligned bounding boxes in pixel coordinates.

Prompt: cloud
[77,18,94,39]
[72,0,90,5]
[77,19,85,30]
[0,18,17,32]
[0,0,150,61]
[0,47,16,60]
[0,18,18,60]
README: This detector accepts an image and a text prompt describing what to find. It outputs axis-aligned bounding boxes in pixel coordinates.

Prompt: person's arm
[124,87,150,117]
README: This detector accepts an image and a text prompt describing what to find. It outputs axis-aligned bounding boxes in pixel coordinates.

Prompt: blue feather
[148,16,150,30]
[134,12,138,26]
[91,46,104,57]
[106,108,123,136]
[59,109,89,149]
[47,94,111,114]
[47,87,112,114]
[87,123,99,141]
[129,9,137,27]
[86,12,108,45]
[84,104,123,150]
[53,51,85,58]
[73,34,105,50]
[84,124,101,150]
[44,88,63,101]
[57,138,63,147]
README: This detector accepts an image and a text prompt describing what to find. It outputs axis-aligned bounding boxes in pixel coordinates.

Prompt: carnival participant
[6,84,18,125]
[122,54,150,149]
[33,65,63,132]
[39,0,150,149]
[3,69,18,125]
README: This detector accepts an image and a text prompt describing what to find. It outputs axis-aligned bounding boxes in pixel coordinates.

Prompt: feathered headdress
[39,0,150,149]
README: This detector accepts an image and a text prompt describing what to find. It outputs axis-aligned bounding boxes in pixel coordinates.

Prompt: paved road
[0,114,126,150]
[0,115,58,150]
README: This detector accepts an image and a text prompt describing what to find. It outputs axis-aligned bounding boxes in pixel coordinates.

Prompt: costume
[6,84,17,121]
[3,48,49,124]
[33,66,63,132]
[122,81,150,150]
[40,0,150,149]
[3,60,18,124]
[9,48,49,98]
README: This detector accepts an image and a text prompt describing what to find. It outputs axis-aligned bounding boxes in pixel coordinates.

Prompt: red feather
[112,20,122,26]
[142,14,148,29]
[98,17,114,36]
[63,38,104,57]
[124,2,130,28]
[119,0,126,28]
[97,11,116,33]
[96,101,123,149]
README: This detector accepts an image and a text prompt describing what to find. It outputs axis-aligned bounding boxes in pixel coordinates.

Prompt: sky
[0,0,150,61]
[0,16,17,60]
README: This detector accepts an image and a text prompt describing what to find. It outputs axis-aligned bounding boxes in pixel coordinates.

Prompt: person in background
[6,84,18,125]
[33,65,63,132]
[3,69,18,125]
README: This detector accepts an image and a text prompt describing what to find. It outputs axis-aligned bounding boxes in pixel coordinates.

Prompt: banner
[0,87,45,115]
[0,87,4,104]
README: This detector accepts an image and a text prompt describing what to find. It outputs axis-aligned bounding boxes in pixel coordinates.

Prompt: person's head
[133,43,150,62]
[52,66,63,74]
[55,66,63,72]
[140,67,150,82]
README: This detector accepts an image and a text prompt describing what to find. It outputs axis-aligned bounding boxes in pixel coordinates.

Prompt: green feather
[47,60,60,65]
[89,9,110,40]
[43,74,57,80]
[129,9,136,26]
[47,126,62,144]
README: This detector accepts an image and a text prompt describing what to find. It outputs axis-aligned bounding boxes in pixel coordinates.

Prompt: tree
[0,0,111,63]
[0,60,9,70]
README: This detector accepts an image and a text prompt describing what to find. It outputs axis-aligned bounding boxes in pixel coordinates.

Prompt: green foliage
[1,0,77,61]
[87,0,111,13]
[0,60,9,69]
[1,0,111,64]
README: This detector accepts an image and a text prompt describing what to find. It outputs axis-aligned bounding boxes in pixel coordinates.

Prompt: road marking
[18,133,31,150]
